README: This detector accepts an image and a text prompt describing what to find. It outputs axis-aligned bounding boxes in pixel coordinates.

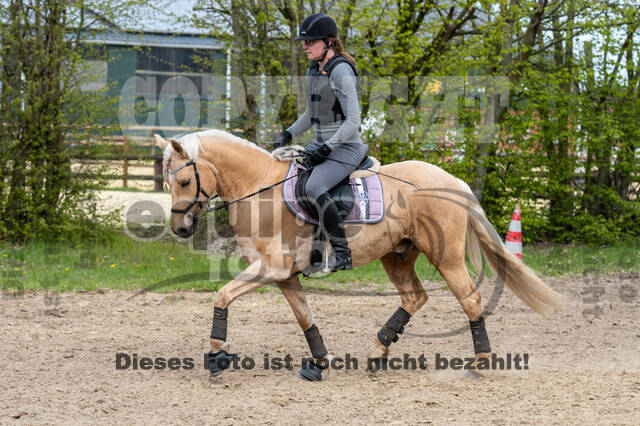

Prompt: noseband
[167,160,215,215]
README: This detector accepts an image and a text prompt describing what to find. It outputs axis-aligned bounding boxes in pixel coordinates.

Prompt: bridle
[167,159,216,215]
[166,156,298,217]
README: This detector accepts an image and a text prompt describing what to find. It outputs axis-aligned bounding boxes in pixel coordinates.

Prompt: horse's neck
[199,137,281,199]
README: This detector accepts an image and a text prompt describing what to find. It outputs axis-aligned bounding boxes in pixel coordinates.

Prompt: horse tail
[459,182,565,317]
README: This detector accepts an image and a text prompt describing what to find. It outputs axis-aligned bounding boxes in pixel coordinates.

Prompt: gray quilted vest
[306,55,360,129]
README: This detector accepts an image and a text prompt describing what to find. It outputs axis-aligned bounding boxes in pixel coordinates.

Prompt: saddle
[281,156,384,225]
[294,155,374,221]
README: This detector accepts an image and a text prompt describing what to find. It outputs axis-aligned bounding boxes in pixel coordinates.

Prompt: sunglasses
[301,39,320,46]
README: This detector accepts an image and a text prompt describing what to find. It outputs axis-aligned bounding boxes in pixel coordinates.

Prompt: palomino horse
[155,129,563,381]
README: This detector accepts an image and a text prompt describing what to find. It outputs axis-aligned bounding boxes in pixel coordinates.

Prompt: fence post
[151,129,163,192]
[154,158,163,192]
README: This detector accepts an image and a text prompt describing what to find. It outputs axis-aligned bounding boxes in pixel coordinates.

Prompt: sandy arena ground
[93,190,171,223]
[1,272,639,424]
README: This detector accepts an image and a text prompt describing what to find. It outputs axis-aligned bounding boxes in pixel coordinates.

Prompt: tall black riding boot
[316,193,352,271]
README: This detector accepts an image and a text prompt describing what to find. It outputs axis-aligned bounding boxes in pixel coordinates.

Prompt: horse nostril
[176,227,190,238]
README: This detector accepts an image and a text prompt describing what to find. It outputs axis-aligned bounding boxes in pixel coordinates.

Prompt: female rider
[274,13,367,272]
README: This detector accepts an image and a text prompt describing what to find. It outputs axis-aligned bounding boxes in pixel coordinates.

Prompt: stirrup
[330,250,352,271]
[302,249,352,275]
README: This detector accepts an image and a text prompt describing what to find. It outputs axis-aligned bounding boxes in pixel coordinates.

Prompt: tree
[484,0,640,242]
[192,0,640,243]
[0,0,139,242]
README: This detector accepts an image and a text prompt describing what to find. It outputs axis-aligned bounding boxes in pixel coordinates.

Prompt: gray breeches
[304,142,368,202]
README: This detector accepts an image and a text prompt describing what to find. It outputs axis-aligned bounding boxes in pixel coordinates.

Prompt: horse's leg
[368,246,428,371]
[436,256,492,374]
[276,276,330,381]
[207,259,291,376]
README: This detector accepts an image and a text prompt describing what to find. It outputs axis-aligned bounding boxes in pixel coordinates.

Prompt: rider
[274,13,367,272]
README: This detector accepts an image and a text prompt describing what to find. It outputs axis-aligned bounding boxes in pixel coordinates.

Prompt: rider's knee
[305,186,324,203]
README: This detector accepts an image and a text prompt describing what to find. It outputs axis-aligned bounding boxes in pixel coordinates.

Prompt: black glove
[301,143,331,168]
[273,130,292,149]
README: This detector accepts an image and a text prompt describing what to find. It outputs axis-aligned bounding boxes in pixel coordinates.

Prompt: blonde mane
[162,128,272,183]
[196,128,272,156]
[162,132,203,182]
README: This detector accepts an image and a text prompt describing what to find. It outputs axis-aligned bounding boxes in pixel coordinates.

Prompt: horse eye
[180,178,191,187]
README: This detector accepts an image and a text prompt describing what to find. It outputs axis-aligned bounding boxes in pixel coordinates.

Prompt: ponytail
[330,37,357,68]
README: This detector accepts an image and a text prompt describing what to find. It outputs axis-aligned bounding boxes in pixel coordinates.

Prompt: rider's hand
[301,143,331,168]
[273,130,292,149]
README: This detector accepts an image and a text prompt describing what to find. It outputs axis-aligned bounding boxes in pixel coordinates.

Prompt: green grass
[306,257,443,286]
[0,233,220,293]
[1,232,639,293]
[307,242,640,286]
[523,243,640,276]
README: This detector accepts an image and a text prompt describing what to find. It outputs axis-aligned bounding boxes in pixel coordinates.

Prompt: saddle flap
[330,183,355,218]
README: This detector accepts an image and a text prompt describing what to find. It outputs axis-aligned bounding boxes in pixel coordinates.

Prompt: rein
[167,154,420,217]
[278,154,421,189]
[324,157,420,189]
[205,174,298,213]
[167,159,297,215]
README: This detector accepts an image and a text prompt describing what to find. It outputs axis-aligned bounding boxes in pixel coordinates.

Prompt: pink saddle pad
[282,162,385,225]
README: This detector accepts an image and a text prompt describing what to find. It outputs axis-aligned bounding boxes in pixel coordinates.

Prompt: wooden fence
[71,132,165,191]
[72,131,639,199]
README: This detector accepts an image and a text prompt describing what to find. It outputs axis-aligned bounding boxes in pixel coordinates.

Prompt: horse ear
[169,138,188,159]
[154,134,168,150]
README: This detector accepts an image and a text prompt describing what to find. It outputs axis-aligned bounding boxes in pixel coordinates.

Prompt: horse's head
[155,134,218,238]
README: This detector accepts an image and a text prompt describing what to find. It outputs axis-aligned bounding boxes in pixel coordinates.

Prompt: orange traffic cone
[505,203,523,260]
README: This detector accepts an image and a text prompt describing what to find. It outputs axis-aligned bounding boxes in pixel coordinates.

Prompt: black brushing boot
[315,193,352,272]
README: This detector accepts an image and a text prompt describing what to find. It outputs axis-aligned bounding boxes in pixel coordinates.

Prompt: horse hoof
[206,349,236,377]
[367,357,387,374]
[298,360,324,381]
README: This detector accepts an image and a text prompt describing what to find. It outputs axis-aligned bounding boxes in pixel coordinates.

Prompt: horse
[154,128,564,381]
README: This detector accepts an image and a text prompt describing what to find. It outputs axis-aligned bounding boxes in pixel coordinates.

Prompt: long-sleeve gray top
[287,61,364,151]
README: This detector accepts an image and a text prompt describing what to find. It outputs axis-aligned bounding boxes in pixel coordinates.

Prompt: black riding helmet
[295,13,338,40]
